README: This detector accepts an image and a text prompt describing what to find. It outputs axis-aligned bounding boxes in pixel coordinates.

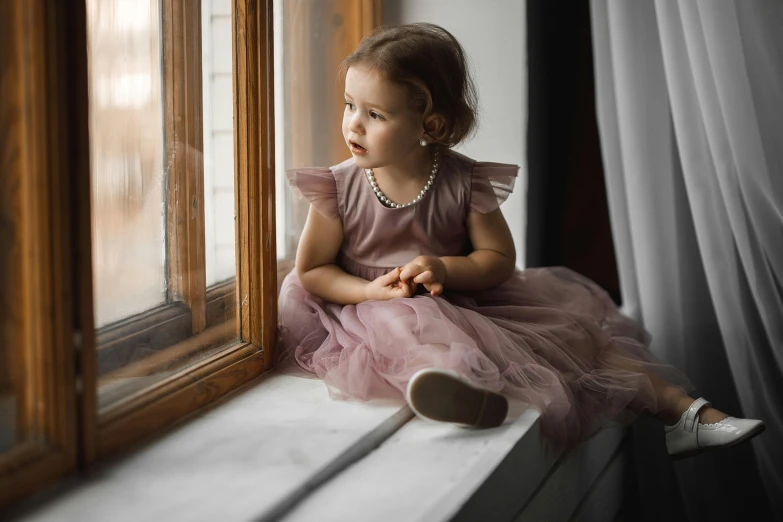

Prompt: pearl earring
[419,138,428,147]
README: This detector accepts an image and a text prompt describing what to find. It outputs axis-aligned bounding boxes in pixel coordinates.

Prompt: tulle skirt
[276,266,693,452]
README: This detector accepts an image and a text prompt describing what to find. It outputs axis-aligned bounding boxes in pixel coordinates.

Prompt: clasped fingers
[400,256,447,295]
[365,267,417,301]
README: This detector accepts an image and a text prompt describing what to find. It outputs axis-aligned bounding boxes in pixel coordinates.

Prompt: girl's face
[342,66,425,171]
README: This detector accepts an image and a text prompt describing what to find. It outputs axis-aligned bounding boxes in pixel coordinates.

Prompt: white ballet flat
[405,368,508,428]
[664,397,766,460]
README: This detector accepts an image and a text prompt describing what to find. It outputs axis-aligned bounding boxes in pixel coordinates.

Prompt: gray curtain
[589,1,783,520]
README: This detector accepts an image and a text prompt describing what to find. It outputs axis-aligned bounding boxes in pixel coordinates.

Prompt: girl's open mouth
[349,141,367,155]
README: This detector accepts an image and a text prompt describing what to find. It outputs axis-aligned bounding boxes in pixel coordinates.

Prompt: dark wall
[526,1,620,305]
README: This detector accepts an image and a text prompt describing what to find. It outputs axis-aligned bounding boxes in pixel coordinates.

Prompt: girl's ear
[423,113,446,141]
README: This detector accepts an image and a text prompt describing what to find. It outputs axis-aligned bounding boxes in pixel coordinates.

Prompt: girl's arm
[296,206,368,304]
[400,208,516,293]
[296,206,415,304]
[442,207,517,290]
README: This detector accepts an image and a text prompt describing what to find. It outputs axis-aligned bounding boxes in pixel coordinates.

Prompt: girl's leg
[412,342,729,426]
[646,371,728,425]
[598,349,729,425]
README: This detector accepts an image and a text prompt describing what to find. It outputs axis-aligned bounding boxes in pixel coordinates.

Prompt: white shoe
[664,397,766,460]
[405,368,508,428]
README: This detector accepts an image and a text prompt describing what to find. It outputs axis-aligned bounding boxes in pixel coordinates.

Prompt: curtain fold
[590,1,783,519]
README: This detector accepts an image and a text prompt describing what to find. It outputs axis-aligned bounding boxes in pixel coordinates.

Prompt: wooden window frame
[96,282,234,379]
[1,0,383,509]
[164,0,209,336]
[95,281,236,410]
[1,0,276,505]
[0,0,86,505]
[89,0,277,460]
[92,0,235,411]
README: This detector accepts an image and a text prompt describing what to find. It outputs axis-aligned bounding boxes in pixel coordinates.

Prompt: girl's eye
[345,101,355,110]
[370,111,384,120]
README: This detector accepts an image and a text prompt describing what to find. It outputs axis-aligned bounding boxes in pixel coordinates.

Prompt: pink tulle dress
[277,148,693,451]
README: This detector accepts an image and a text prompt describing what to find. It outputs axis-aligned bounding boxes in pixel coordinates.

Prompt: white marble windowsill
[9,372,548,522]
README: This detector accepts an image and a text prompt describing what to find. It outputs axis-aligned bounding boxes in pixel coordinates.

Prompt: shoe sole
[670,422,767,461]
[406,369,508,428]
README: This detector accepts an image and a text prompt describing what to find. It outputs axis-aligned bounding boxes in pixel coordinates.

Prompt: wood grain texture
[0,444,70,507]
[234,0,277,367]
[70,0,98,470]
[0,0,27,445]
[97,343,265,458]
[205,280,237,328]
[164,0,208,334]
[0,0,87,506]
[258,0,278,369]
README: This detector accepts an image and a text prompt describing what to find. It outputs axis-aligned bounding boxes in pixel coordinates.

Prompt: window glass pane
[203,0,237,287]
[274,0,369,262]
[88,0,165,328]
[87,0,238,411]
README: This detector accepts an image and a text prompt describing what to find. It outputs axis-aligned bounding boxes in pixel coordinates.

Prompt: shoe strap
[684,397,712,433]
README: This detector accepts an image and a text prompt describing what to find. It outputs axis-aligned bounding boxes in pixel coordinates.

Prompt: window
[90,0,278,459]
[1,0,275,505]
[0,0,381,509]
[274,0,381,264]
[88,0,239,411]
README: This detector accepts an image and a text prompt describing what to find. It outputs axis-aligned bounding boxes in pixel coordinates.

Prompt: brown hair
[340,23,478,148]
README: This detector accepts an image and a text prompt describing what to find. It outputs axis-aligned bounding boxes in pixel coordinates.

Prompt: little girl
[277,22,765,456]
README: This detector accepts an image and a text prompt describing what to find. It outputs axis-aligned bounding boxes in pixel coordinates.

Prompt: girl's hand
[364,267,417,301]
[399,256,447,296]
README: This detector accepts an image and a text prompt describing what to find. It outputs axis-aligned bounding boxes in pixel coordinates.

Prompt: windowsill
[280,396,627,522]
[8,372,628,522]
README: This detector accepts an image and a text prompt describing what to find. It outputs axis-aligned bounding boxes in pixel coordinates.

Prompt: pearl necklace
[365,147,441,208]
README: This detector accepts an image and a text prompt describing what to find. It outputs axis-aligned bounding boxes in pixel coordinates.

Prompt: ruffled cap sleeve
[470,161,519,213]
[285,167,339,219]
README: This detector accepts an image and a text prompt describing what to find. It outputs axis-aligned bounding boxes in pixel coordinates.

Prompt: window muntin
[86,0,239,411]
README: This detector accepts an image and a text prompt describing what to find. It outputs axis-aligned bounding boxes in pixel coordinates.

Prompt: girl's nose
[348,113,364,134]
